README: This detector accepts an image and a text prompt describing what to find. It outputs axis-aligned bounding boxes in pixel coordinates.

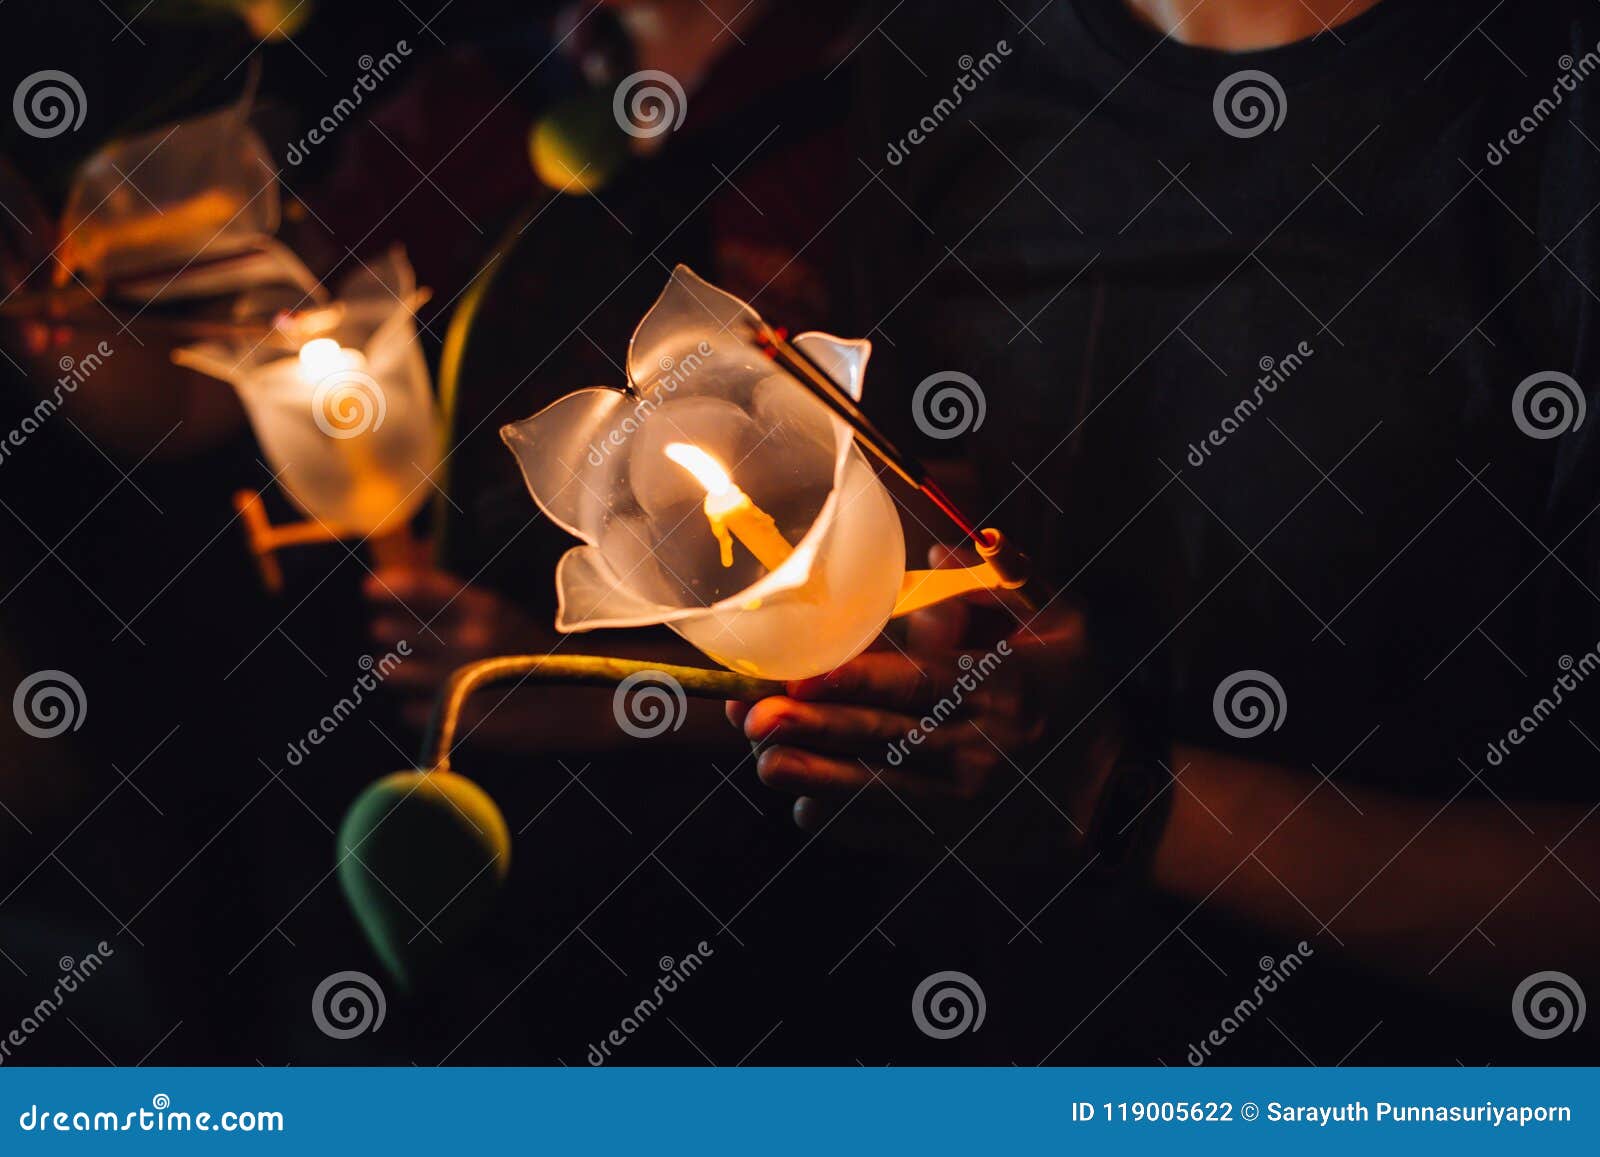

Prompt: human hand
[726,548,1123,861]
[363,566,546,732]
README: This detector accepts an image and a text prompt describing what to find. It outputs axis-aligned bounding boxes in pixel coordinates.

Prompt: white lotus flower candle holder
[497,264,1051,681]
[174,250,439,588]
[339,268,1045,978]
[502,267,906,679]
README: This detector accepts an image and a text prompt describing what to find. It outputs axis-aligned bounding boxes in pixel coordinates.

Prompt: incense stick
[748,319,983,543]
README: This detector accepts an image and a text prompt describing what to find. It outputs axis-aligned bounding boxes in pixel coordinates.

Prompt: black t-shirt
[879,0,1600,790]
[859,0,1600,1061]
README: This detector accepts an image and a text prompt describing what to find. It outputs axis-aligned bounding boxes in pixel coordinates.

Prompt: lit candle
[293,337,409,535]
[297,336,365,382]
[663,442,793,571]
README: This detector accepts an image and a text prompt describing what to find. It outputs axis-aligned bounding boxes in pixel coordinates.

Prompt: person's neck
[607,0,770,87]
[1120,0,1385,50]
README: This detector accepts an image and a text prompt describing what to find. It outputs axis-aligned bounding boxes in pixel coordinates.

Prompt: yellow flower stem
[425,655,784,774]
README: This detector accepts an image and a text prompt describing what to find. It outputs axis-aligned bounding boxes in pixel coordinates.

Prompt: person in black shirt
[728,0,1600,1062]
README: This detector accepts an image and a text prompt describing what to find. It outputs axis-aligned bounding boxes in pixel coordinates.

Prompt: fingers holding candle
[748,697,1013,767]
[786,652,960,716]
[721,592,1112,849]
[755,741,1002,809]
[725,644,1033,812]
[756,745,979,799]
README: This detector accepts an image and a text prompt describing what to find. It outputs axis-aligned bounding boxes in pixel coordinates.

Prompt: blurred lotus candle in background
[502,266,905,680]
[55,96,319,302]
[175,249,440,542]
[297,336,366,385]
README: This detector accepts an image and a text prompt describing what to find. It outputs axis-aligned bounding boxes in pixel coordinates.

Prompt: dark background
[0,0,1595,1067]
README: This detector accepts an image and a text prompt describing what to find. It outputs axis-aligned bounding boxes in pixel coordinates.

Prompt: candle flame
[297,337,347,378]
[663,442,735,498]
[663,441,794,572]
